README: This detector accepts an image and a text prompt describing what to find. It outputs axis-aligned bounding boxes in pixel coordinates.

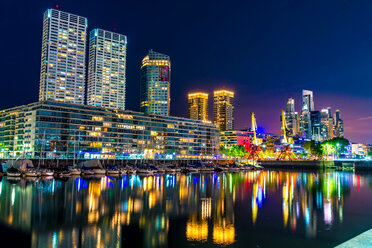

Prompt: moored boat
[69,168,81,175]
[40,169,54,177]
[93,168,106,174]
[107,169,120,175]
[24,170,38,177]
[6,167,22,177]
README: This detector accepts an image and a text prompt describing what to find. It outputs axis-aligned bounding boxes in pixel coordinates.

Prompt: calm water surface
[0,170,372,247]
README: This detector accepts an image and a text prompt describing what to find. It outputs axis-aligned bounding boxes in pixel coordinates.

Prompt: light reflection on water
[0,170,371,247]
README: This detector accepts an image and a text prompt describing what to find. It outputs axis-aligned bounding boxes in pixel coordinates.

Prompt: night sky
[1,0,372,143]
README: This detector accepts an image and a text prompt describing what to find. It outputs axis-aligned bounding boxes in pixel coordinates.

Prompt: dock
[335,229,372,247]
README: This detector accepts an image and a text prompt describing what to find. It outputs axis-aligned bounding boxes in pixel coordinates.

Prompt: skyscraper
[334,110,344,138]
[39,9,87,104]
[299,105,311,139]
[300,89,314,139]
[87,29,127,110]
[284,97,298,137]
[310,110,322,141]
[188,92,209,121]
[302,90,314,112]
[213,90,234,131]
[140,50,171,116]
[321,108,333,140]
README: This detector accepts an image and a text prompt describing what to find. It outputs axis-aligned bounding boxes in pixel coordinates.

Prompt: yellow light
[214,90,234,97]
[188,92,208,99]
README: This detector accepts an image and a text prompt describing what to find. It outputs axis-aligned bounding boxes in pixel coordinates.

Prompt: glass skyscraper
[87,29,127,110]
[140,50,171,116]
[284,97,298,137]
[302,89,314,112]
[213,90,234,131]
[39,9,87,104]
[188,92,209,121]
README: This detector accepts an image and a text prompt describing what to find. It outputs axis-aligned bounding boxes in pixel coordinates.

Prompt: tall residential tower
[213,90,234,131]
[188,92,209,121]
[39,9,87,104]
[87,29,127,110]
[140,50,171,116]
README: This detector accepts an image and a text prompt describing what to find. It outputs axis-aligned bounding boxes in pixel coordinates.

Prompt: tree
[219,144,247,158]
[321,137,350,158]
[367,147,372,157]
[303,140,323,158]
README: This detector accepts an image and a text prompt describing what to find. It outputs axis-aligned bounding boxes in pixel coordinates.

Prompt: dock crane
[275,110,297,160]
[248,113,265,160]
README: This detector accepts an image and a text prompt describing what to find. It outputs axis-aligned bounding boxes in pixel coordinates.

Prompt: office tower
[213,90,234,131]
[321,108,333,140]
[302,90,314,112]
[299,105,311,139]
[310,111,322,141]
[39,9,87,104]
[188,92,209,121]
[334,110,344,138]
[140,50,171,116]
[87,29,127,110]
[284,97,298,136]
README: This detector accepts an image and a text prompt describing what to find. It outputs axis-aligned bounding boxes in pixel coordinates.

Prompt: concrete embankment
[0,159,201,168]
[258,160,357,170]
[354,161,372,171]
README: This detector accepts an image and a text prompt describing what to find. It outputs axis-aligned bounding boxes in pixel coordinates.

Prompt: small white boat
[69,168,81,175]
[41,176,54,180]
[40,170,54,176]
[156,167,165,174]
[7,167,22,177]
[24,170,38,177]
[58,171,71,177]
[107,169,120,175]
[93,168,106,175]
[136,168,154,175]
[82,170,94,176]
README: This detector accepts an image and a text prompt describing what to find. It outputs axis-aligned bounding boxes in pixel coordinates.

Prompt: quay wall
[0,159,207,168]
[258,160,356,170]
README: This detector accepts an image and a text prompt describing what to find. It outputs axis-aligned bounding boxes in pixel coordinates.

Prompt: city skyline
[2,1,372,143]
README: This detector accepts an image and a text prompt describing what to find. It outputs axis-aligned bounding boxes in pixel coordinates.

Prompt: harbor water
[0,170,372,247]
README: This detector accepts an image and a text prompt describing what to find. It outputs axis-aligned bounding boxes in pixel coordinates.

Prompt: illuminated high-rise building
[333,110,344,138]
[302,90,314,112]
[300,89,314,139]
[299,105,311,139]
[213,90,234,131]
[140,50,171,116]
[39,9,87,104]
[188,92,209,121]
[87,29,127,110]
[188,92,208,121]
[321,108,333,140]
[284,97,298,137]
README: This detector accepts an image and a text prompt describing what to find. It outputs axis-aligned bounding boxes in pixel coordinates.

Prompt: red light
[56,4,59,8]
[114,28,117,31]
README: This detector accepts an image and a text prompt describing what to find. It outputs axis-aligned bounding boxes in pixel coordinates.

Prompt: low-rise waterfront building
[0,101,219,159]
[219,130,270,152]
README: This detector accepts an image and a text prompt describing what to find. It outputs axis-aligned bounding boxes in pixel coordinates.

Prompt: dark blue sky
[1,0,372,143]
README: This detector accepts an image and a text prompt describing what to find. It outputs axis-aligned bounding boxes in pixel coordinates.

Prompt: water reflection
[0,170,370,247]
